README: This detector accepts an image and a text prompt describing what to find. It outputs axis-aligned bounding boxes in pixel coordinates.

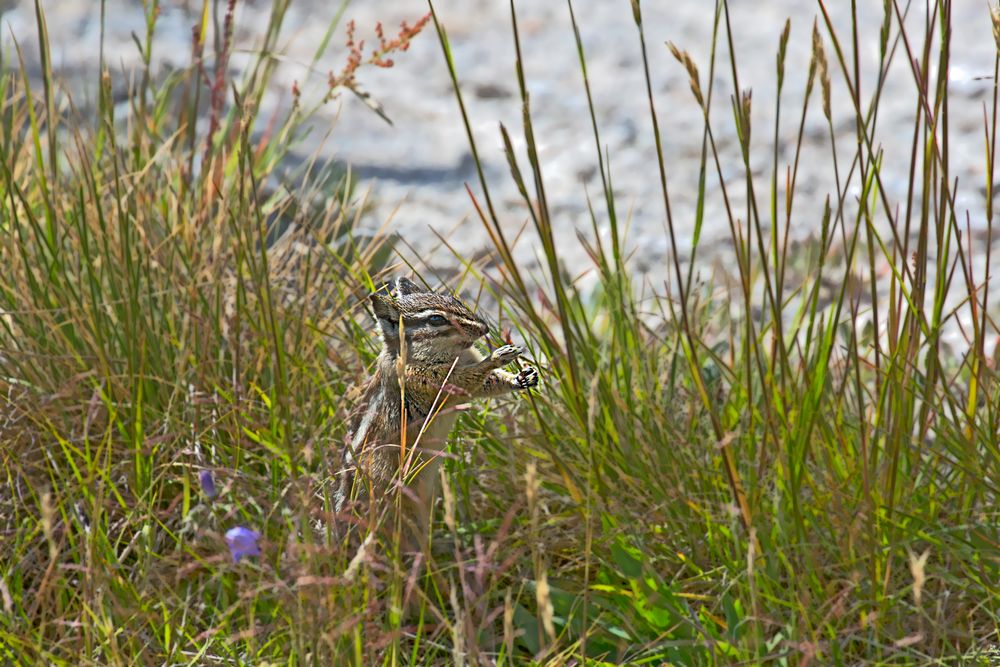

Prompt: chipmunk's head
[369,277,489,361]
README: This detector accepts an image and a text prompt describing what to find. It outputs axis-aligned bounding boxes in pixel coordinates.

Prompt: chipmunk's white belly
[405,348,481,511]
[407,411,458,451]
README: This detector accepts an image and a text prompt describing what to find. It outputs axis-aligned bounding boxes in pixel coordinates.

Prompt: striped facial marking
[403,308,488,341]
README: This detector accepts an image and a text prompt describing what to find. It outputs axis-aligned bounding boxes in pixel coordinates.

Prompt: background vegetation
[1,0,997,664]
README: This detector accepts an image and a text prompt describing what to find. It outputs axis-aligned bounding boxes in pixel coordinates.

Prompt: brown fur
[335,277,538,546]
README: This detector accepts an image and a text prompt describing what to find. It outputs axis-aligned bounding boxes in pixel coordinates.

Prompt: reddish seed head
[327,12,430,92]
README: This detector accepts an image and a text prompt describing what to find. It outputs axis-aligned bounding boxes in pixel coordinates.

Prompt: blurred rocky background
[2,1,997,286]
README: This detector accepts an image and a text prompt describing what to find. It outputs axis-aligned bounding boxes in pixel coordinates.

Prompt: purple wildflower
[198,469,217,499]
[225,526,261,563]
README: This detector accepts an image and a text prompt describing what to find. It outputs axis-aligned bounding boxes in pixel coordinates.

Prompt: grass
[1,0,998,664]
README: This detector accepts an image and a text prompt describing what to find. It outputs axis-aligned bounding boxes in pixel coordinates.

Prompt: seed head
[667,42,704,108]
[812,22,831,121]
[993,6,1000,54]
[777,19,791,91]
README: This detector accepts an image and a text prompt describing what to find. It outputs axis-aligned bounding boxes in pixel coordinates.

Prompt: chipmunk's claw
[515,366,539,389]
[491,344,524,365]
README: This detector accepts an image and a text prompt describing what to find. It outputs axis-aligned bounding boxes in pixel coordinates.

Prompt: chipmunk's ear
[369,291,400,328]
[394,276,424,296]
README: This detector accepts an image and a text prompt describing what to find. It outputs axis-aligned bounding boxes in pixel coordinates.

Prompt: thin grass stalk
[771,20,790,374]
[32,0,56,193]
[427,1,573,402]
[682,1,724,312]
[972,11,1000,447]
[566,0,620,276]
[426,2,521,297]
[633,0,754,537]
[720,2,786,372]
[507,1,587,399]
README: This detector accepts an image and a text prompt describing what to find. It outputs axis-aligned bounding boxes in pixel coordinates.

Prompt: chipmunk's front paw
[491,344,524,366]
[514,366,539,389]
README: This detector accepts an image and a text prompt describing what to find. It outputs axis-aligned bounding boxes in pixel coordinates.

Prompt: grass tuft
[1,0,998,664]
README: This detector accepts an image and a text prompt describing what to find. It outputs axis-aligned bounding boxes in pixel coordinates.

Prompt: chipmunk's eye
[427,314,449,326]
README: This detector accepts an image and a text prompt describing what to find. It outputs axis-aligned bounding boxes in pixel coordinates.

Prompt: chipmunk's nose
[454,315,489,338]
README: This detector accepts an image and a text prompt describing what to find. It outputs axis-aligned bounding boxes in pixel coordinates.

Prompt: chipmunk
[336,277,538,545]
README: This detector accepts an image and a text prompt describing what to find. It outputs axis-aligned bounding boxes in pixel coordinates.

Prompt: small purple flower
[198,470,217,499]
[225,526,261,563]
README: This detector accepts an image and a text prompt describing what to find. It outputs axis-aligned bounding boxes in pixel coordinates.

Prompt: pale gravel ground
[3,1,1000,348]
